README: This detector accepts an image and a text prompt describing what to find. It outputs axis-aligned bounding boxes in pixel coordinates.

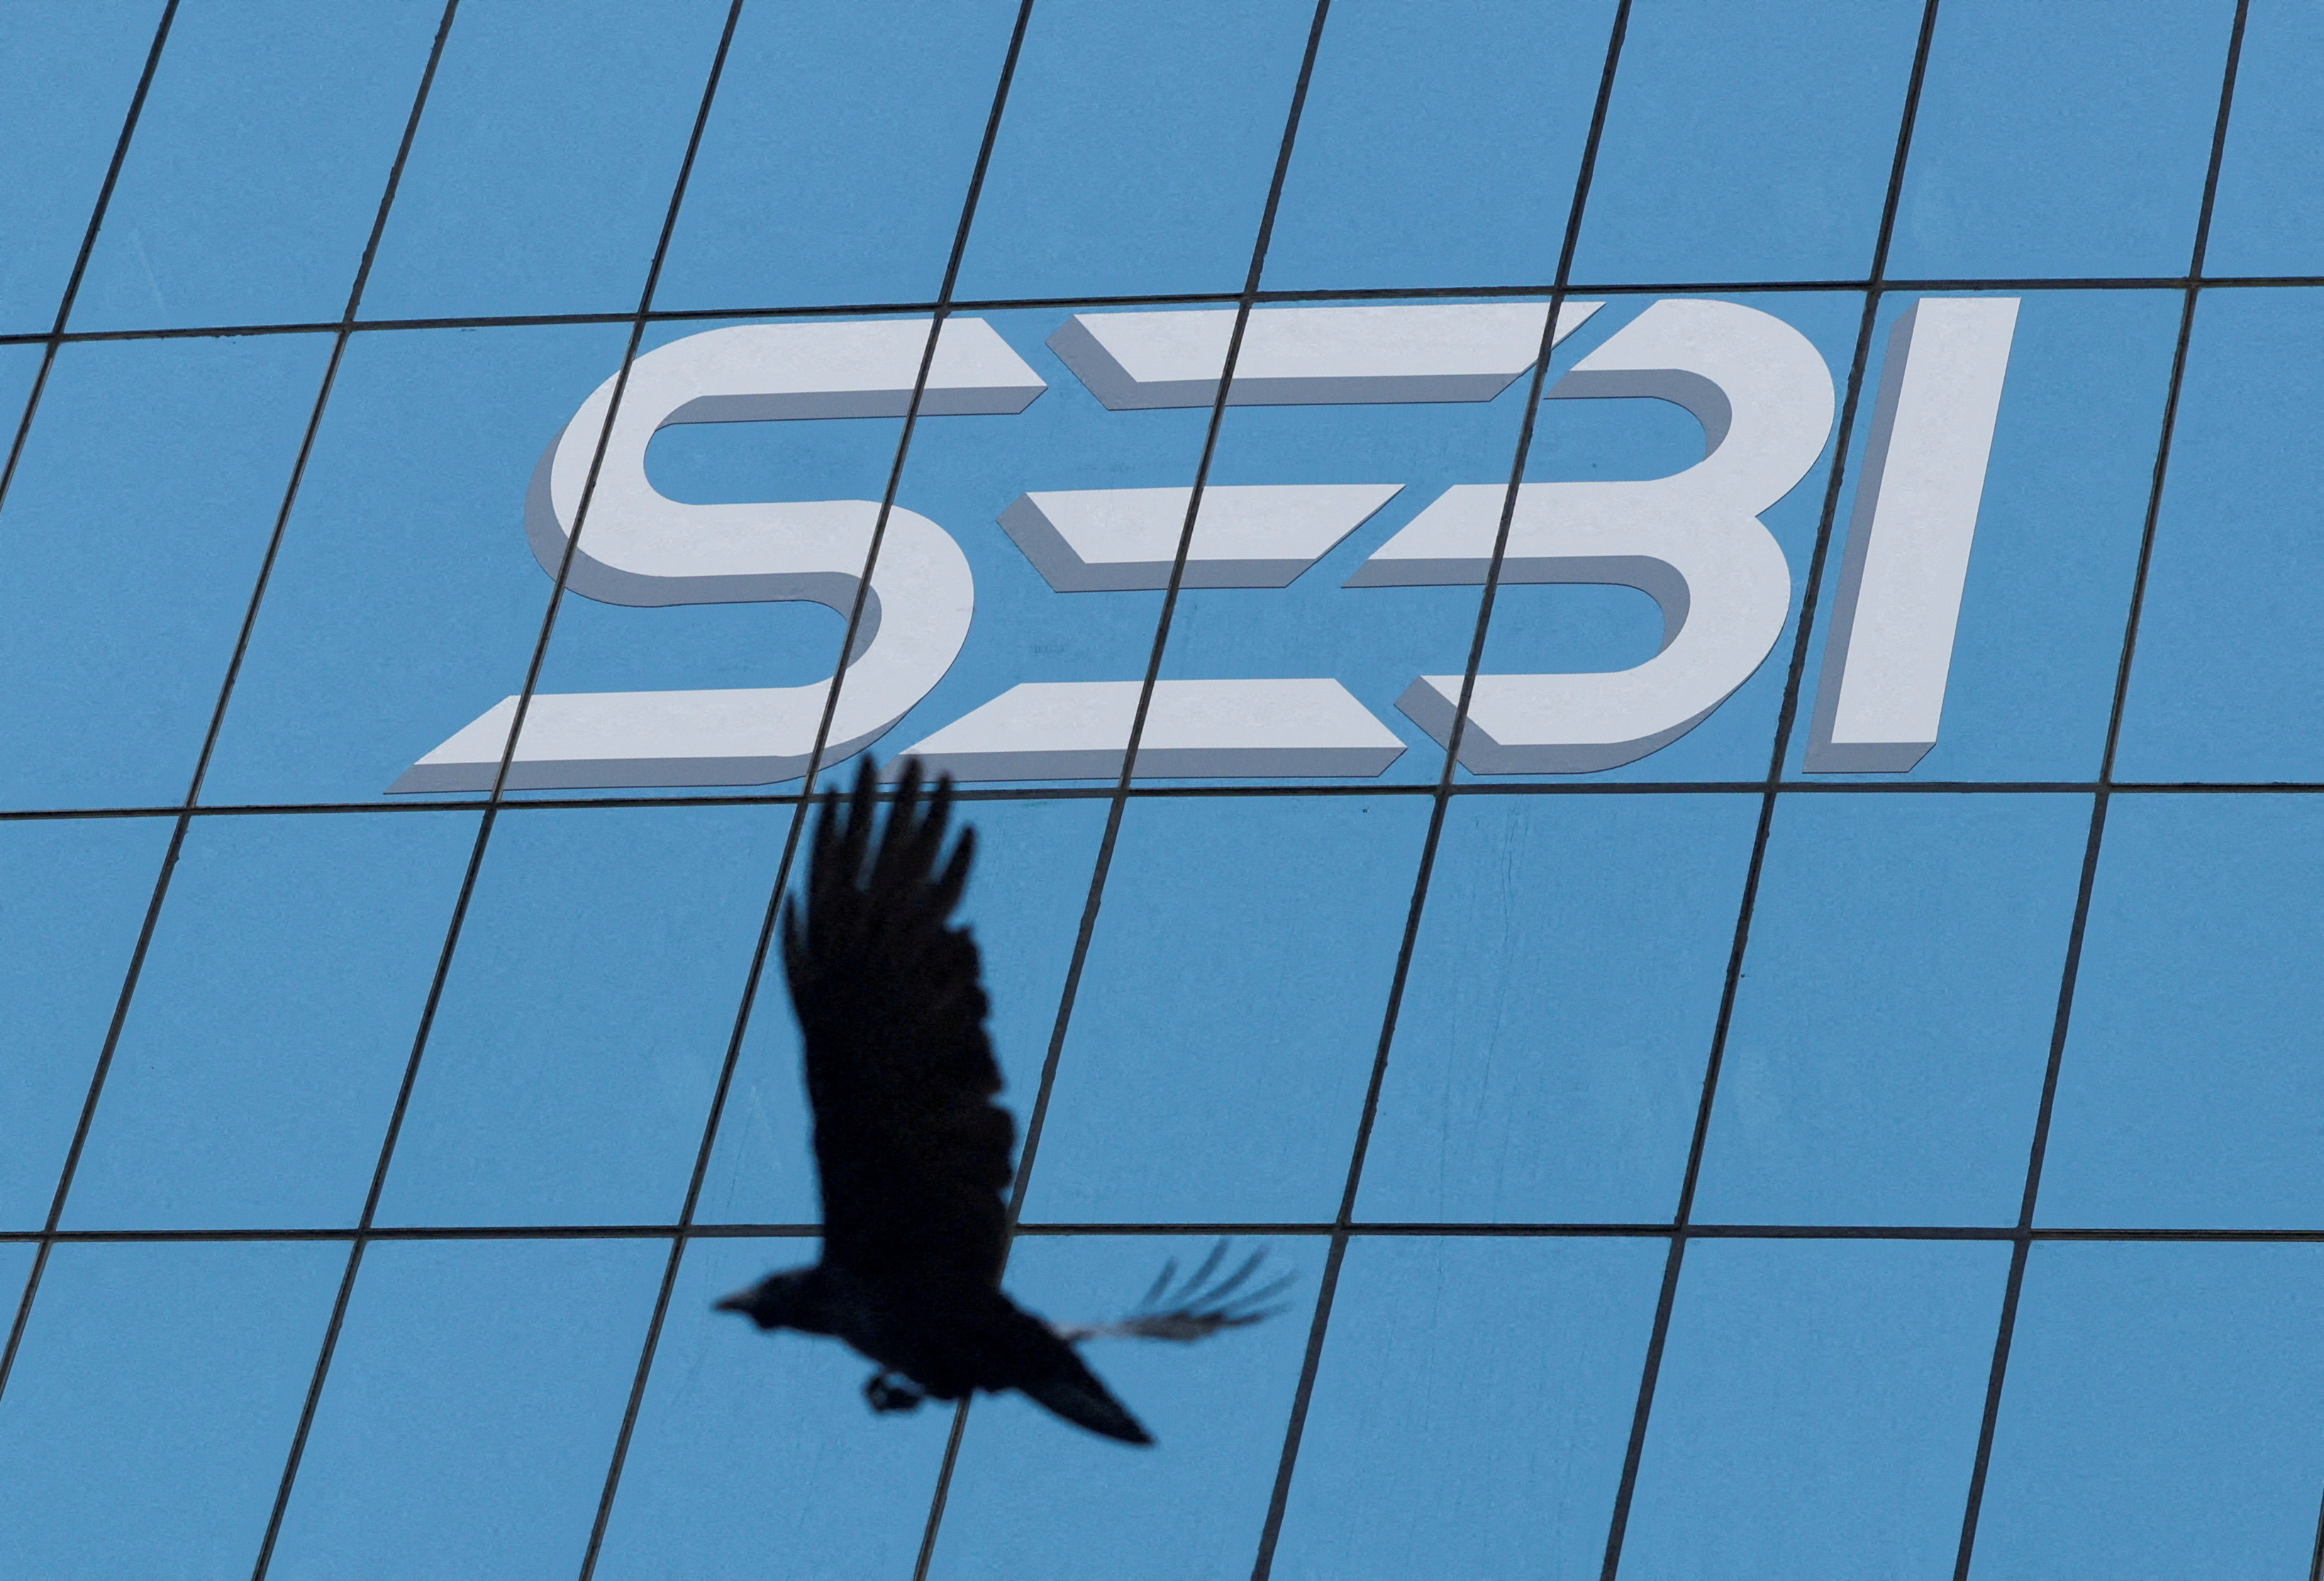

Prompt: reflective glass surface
[9,5,2319,1574]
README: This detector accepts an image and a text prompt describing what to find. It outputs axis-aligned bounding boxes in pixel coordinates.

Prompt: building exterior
[4,1,2321,1575]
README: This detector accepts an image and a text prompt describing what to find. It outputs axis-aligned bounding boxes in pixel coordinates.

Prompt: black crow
[716,758,1288,1446]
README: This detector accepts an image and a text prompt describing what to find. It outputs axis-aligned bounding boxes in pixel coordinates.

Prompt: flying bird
[716,758,1289,1445]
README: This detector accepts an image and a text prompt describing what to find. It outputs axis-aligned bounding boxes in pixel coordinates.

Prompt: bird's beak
[713,1288,750,1314]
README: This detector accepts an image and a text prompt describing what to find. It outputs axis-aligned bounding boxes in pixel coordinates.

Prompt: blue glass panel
[1973,1243,2324,1579]
[0,816,169,1228]
[1271,1234,1665,1580]
[2205,1,2324,277]
[1023,794,1429,1224]
[360,0,732,322]
[0,1,161,334]
[1572,0,1922,286]
[265,1237,663,1581]
[63,809,479,1231]
[927,1233,1318,1580]
[1618,1239,2005,1576]
[1360,793,1757,1224]
[699,795,1106,1226]
[1260,0,1616,292]
[0,344,39,428]
[590,1233,946,1580]
[1469,291,1859,784]
[2039,794,2324,1229]
[0,333,332,810]
[0,1241,340,1579]
[70,1,439,333]
[1794,289,2180,782]
[1693,794,2085,1228]
[2114,289,2324,783]
[952,0,1316,301]
[374,804,782,1228]
[653,0,1021,312]
[1889,0,2237,281]
[200,322,630,806]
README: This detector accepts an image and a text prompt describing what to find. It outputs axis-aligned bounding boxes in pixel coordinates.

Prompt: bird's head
[713,1267,826,1333]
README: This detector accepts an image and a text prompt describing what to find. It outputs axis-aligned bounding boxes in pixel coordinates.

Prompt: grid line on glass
[23,775,2324,836]
[1589,3,1947,1575]
[0,0,441,1425]
[900,6,1349,1573]
[237,6,753,1577]
[23,1219,2324,1247]
[1243,4,1637,1576]
[7,270,2324,356]
[0,3,177,522]
[540,5,1060,1577]
[1948,4,2254,1577]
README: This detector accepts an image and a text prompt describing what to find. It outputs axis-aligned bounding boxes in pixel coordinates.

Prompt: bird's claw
[864,1371,925,1414]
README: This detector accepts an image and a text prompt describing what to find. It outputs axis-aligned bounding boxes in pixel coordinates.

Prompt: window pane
[0,1241,341,1579]
[63,809,479,1231]
[1272,1233,1666,1579]
[69,0,438,332]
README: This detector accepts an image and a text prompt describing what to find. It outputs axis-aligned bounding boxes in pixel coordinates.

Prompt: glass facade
[4,3,2318,1577]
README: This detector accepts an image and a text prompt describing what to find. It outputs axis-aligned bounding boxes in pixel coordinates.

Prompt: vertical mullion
[568,2,1048,1575]
[1593,2,1947,1575]
[899,6,1345,1578]
[1244,4,1638,1577]
[1950,4,2251,1577]
[0,0,184,1407]
[242,6,750,1577]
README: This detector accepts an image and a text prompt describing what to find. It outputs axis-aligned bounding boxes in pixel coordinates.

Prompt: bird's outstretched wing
[784,758,1012,1292]
[1051,1242,1295,1344]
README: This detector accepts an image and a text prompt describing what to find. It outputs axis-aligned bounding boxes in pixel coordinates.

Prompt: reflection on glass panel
[953,0,1315,301]
[654,0,1020,311]
[1694,794,2085,1227]
[1469,291,1859,784]
[0,333,331,810]
[2115,289,2324,783]
[0,0,160,334]
[1362,793,1756,1224]
[373,804,784,1228]
[360,0,732,322]
[1797,289,2179,782]
[199,323,631,806]
[0,816,168,1228]
[1890,0,2237,280]
[2205,0,2324,277]
[1024,794,1430,1224]
[1975,1243,2324,1578]
[0,1241,340,1578]
[63,809,479,1231]
[2041,795,2324,1229]
[699,795,1107,1227]
[1273,1235,1662,1578]
[69,1,437,333]
[590,1233,946,1580]
[1619,1239,2005,1576]
[927,1233,1318,1581]
[1572,0,1921,285]
[1262,0,1616,292]
[265,1238,662,1581]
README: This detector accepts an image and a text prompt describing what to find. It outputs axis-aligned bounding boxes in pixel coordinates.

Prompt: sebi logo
[390,298,2016,794]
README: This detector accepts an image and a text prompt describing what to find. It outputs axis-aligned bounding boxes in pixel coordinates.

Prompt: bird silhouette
[716,758,1288,1444]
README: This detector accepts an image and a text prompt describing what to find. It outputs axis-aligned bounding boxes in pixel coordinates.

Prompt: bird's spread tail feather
[1020,1361,1153,1446]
